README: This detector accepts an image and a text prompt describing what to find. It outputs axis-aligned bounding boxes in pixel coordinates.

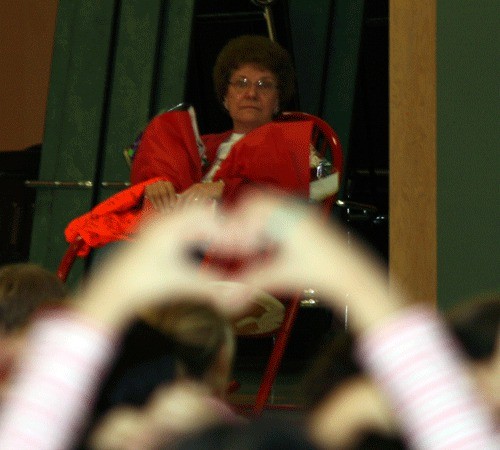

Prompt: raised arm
[210,191,499,450]
[0,206,249,450]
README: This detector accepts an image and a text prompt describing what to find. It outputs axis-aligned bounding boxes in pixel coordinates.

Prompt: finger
[87,206,220,299]
[146,186,167,212]
[203,280,259,316]
[176,191,201,211]
[144,185,160,211]
[149,195,163,212]
[165,183,177,209]
[211,193,311,257]
[234,253,305,295]
[173,194,187,211]
[155,184,173,212]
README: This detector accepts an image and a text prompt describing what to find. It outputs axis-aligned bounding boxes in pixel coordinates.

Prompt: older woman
[65,35,314,257]
[130,35,312,211]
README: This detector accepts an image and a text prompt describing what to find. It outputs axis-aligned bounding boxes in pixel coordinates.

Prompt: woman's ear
[223,98,228,110]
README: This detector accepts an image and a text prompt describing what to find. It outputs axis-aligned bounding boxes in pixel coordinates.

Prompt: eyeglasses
[228,77,277,93]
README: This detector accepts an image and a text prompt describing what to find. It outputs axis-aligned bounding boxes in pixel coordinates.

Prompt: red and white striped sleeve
[356,306,499,450]
[0,311,118,450]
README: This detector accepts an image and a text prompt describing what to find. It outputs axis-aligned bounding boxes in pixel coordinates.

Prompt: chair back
[276,111,343,216]
[123,103,192,168]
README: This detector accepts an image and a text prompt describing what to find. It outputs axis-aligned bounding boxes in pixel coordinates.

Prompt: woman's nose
[243,84,258,98]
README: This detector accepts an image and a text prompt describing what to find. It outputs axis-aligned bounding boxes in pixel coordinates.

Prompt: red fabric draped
[64,178,160,256]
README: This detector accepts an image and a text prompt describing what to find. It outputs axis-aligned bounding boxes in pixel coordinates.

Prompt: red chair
[237,112,343,415]
[56,111,343,415]
[277,111,343,216]
[57,236,84,282]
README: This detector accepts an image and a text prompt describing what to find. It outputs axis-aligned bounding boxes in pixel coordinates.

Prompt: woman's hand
[75,188,405,334]
[209,192,340,296]
[208,190,406,333]
[74,205,252,331]
[176,182,224,209]
[144,181,177,212]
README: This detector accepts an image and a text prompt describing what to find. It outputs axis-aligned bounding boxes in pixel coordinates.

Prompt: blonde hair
[141,302,235,383]
[0,263,66,334]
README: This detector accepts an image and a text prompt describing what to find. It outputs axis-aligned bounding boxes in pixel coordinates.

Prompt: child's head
[446,293,500,420]
[142,301,236,397]
[0,263,67,396]
[0,263,67,335]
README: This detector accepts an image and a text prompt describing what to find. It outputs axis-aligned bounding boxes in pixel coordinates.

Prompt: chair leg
[253,294,302,415]
[57,237,84,282]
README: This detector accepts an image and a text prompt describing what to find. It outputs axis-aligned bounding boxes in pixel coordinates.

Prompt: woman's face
[224,63,280,134]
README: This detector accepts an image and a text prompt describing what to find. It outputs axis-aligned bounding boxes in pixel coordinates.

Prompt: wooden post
[389,1,437,304]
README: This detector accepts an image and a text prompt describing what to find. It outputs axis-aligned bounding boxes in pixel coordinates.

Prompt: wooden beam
[389,1,436,304]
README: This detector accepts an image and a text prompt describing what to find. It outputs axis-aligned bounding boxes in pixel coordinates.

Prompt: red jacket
[66,111,313,254]
[131,110,312,201]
